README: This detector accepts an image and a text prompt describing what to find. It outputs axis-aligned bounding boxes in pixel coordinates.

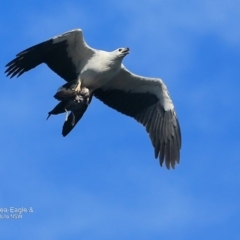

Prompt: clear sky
[1,0,240,239]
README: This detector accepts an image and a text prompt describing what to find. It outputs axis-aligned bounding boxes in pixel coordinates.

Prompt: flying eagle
[5,29,181,169]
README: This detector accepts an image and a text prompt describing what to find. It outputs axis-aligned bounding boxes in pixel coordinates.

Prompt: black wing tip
[62,131,68,137]
[155,141,180,170]
[5,63,11,68]
[5,72,19,79]
[152,109,181,170]
[62,115,75,137]
[5,59,25,79]
[158,157,179,170]
[62,121,73,137]
[46,113,51,120]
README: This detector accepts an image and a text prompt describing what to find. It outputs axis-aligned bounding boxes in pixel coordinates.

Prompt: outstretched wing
[94,66,181,169]
[5,29,95,82]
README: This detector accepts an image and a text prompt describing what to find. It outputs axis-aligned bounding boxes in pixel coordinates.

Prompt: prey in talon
[54,79,82,101]
[47,87,91,128]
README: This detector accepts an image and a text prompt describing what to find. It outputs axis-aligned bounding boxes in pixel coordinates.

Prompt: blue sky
[1,0,240,239]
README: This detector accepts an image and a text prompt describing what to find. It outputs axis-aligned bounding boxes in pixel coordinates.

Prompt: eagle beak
[123,48,130,54]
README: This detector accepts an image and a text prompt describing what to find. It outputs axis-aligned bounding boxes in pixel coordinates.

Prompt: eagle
[5,29,181,169]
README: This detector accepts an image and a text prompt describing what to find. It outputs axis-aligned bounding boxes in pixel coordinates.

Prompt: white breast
[79,51,122,90]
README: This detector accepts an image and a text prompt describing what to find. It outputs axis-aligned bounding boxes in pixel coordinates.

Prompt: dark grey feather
[94,88,181,169]
[5,40,77,81]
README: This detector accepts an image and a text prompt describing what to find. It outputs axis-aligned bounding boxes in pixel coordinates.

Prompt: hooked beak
[122,47,130,55]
